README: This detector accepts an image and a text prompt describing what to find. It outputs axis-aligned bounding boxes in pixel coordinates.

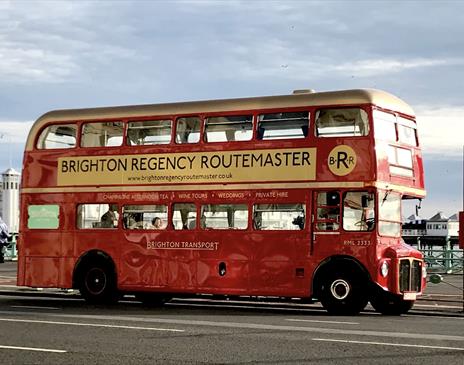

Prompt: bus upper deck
[21,88,424,199]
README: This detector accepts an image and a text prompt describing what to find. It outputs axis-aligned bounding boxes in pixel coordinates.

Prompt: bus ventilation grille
[399,259,422,293]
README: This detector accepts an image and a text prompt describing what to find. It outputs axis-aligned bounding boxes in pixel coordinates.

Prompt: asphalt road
[0,262,463,364]
[0,295,463,364]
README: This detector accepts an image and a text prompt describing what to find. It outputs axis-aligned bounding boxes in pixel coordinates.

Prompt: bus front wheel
[370,290,414,315]
[319,272,368,315]
[78,260,119,304]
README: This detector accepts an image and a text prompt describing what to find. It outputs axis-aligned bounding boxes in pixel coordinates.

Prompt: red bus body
[17,89,426,314]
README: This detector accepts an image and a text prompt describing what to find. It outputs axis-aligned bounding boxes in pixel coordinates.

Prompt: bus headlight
[380,261,389,277]
[422,265,427,279]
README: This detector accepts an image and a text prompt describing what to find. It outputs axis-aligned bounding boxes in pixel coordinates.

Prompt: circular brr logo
[328,145,357,176]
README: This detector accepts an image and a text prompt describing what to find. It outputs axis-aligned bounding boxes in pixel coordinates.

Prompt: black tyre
[319,271,368,315]
[79,260,119,304]
[370,289,414,315]
[135,292,171,307]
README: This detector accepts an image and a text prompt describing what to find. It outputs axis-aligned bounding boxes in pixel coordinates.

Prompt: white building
[1,168,20,233]
[426,211,458,237]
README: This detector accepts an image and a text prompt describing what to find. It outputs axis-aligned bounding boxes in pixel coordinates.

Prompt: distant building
[402,214,426,236]
[402,211,460,248]
[426,212,459,237]
[1,168,20,233]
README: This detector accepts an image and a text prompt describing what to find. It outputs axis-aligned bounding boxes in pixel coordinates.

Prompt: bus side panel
[119,231,197,290]
[250,231,306,296]
[21,231,62,257]
[196,231,252,294]
[24,257,60,288]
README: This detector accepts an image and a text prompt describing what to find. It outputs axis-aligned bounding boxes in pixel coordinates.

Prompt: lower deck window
[172,203,196,230]
[27,204,60,229]
[253,203,305,230]
[201,204,248,229]
[343,191,375,231]
[378,191,401,237]
[315,191,340,231]
[123,205,167,230]
[77,204,119,229]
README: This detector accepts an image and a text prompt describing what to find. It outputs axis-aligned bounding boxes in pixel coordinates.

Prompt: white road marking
[41,313,464,342]
[11,305,60,310]
[1,311,463,342]
[0,345,66,353]
[414,303,463,310]
[312,338,464,351]
[0,318,184,332]
[286,318,359,325]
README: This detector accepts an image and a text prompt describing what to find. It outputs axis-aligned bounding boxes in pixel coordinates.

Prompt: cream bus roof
[26,89,414,151]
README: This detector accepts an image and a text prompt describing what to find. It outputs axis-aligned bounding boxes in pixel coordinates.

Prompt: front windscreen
[378,191,401,237]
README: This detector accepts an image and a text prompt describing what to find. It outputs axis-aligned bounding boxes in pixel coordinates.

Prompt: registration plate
[403,292,417,300]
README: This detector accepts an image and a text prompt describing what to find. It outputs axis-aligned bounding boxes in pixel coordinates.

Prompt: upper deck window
[37,124,77,149]
[127,120,172,145]
[373,110,418,147]
[81,122,123,147]
[175,117,201,144]
[315,108,369,137]
[397,117,417,146]
[373,110,397,141]
[257,111,309,140]
[204,115,253,142]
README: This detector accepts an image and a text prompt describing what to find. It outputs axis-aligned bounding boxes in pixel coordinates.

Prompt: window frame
[80,121,124,148]
[203,114,254,143]
[257,111,310,141]
[36,123,78,150]
[315,107,370,138]
[126,119,173,146]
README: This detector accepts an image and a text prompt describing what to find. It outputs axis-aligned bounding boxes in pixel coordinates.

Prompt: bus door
[312,191,342,258]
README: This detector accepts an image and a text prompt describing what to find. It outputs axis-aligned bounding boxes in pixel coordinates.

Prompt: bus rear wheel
[370,290,414,315]
[319,272,368,315]
[78,260,119,304]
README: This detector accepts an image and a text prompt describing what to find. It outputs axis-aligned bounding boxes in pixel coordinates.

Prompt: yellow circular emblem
[328,145,357,176]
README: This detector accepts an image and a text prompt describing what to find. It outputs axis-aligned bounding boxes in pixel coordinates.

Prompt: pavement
[0,260,463,315]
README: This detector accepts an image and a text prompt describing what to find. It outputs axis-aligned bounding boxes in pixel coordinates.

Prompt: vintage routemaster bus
[17,89,426,315]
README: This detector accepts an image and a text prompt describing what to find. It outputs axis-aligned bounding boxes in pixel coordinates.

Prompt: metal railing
[420,247,463,273]
[2,233,18,261]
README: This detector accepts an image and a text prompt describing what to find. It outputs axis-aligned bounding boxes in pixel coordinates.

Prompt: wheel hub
[330,279,350,300]
[85,268,106,295]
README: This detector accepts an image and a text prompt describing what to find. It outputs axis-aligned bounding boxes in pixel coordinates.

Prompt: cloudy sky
[0,0,462,218]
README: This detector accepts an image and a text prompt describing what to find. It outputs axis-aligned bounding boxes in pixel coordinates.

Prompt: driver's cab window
[315,191,340,231]
[343,191,375,231]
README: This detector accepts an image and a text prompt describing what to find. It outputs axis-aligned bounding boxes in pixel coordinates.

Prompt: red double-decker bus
[17,89,426,315]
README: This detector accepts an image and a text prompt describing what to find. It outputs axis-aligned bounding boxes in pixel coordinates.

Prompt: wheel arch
[72,249,117,289]
[311,255,371,298]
